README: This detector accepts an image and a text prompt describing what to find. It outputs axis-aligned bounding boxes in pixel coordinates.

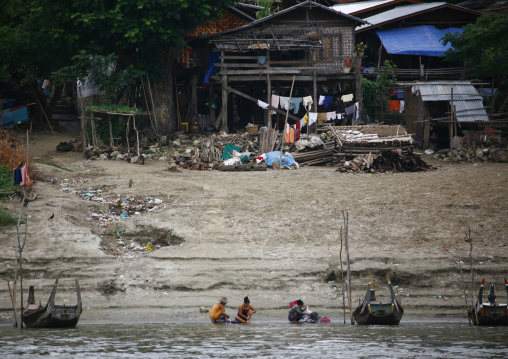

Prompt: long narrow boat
[468,278,508,326]
[22,279,82,328]
[353,274,404,325]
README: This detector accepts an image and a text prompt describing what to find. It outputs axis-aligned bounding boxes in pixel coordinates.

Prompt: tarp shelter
[375,25,463,57]
[1,105,29,128]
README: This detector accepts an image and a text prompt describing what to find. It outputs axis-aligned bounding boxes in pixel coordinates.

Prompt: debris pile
[430,147,508,163]
[337,149,435,173]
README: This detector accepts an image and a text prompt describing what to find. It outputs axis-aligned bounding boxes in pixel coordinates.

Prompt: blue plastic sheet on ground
[265,151,296,167]
[376,25,463,57]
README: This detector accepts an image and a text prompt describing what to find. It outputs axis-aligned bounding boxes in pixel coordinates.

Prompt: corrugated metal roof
[331,0,394,15]
[356,2,447,31]
[411,81,489,122]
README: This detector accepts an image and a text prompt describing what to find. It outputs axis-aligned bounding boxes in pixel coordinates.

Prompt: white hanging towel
[341,94,354,102]
[257,100,270,109]
[303,96,313,111]
[318,95,325,105]
[326,112,336,122]
[308,112,318,126]
[279,96,289,110]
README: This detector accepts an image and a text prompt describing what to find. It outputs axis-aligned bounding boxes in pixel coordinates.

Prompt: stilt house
[189,0,367,132]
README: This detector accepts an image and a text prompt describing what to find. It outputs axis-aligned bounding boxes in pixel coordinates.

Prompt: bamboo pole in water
[466,227,478,325]
[458,260,470,325]
[340,226,345,324]
[6,280,18,326]
[343,211,354,324]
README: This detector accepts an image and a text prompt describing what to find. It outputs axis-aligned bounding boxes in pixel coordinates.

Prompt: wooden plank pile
[337,149,435,173]
[293,125,414,166]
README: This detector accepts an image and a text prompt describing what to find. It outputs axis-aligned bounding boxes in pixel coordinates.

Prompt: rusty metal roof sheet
[411,81,489,122]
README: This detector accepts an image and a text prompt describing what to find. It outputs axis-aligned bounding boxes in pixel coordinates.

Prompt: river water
[1,320,507,358]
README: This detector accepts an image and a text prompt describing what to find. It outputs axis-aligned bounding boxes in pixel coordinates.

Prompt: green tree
[0,0,235,133]
[442,13,508,112]
[362,60,397,121]
[442,13,508,77]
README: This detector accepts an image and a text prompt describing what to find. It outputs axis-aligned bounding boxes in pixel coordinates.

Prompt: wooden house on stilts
[190,0,368,133]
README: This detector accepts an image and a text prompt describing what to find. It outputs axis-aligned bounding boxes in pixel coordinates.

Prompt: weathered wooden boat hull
[468,278,508,326]
[354,302,404,325]
[22,279,82,328]
[353,274,404,325]
[468,305,508,326]
[23,305,81,328]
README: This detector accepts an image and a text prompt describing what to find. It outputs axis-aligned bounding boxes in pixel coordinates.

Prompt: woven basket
[245,125,259,134]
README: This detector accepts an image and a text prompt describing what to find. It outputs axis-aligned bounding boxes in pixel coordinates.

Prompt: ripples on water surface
[1,321,507,358]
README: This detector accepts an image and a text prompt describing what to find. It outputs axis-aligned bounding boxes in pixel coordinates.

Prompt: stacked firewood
[337,149,435,173]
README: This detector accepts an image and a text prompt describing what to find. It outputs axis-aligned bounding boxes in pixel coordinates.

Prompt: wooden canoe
[468,278,508,326]
[353,274,404,325]
[22,279,82,328]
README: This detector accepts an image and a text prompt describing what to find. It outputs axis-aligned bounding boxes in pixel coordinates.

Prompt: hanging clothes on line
[280,96,289,111]
[308,112,318,126]
[323,96,334,109]
[326,112,337,122]
[302,96,313,111]
[271,94,280,114]
[290,98,302,114]
[257,100,270,109]
[318,95,325,105]
[341,94,354,102]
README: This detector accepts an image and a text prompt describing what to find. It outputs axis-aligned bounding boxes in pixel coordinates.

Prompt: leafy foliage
[255,0,279,19]
[0,165,19,199]
[362,61,398,120]
[0,207,20,228]
[442,14,508,77]
[1,0,236,125]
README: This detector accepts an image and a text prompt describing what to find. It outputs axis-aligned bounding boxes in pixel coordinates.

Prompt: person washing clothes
[235,296,256,324]
[288,299,306,323]
[209,297,230,323]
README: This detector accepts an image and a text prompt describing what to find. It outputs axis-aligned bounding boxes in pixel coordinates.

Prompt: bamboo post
[126,116,131,154]
[6,280,18,327]
[278,75,296,170]
[458,260,470,325]
[140,75,157,136]
[343,211,354,324]
[90,113,97,148]
[221,52,229,133]
[340,226,345,324]
[146,75,159,136]
[450,88,454,153]
[133,115,140,157]
[16,194,25,328]
[467,227,478,325]
[109,116,114,148]
[32,85,55,135]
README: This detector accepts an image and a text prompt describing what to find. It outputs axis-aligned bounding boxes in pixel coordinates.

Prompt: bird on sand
[48,213,54,220]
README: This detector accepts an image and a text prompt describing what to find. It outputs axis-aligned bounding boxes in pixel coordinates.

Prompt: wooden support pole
[221,51,229,133]
[208,83,215,127]
[312,50,317,134]
[133,115,140,157]
[266,49,272,128]
[450,88,454,153]
[343,211,354,324]
[340,226,345,325]
[109,116,114,148]
[90,113,97,148]
[278,76,296,169]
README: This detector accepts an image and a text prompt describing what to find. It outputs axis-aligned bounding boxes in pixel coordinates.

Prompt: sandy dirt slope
[1,127,507,324]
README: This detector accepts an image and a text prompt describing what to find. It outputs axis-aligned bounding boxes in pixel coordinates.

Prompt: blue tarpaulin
[376,25,463,57]
[1,106,29,128]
